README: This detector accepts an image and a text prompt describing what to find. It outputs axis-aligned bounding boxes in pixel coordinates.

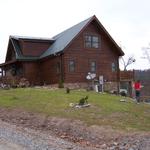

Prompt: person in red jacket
[133,80,142,103]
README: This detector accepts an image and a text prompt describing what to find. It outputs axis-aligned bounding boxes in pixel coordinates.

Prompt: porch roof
[10,38,41,61]
[0,60,17,68]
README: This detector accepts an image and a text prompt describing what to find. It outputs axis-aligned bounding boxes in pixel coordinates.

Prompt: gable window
[69,60,75,72]
[85,35,99,48]
[56,62,61,74]
[90,61,96,72]
[112,62,117,72]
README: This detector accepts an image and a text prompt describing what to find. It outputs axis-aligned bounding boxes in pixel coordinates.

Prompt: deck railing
[120,70,134,81]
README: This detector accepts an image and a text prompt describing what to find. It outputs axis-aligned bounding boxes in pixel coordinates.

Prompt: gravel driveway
[0,120,96,150]
[0,138,25,150]
[0,108,150,150]
[1,120,150,150]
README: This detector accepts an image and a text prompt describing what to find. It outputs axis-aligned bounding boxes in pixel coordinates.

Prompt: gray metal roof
[40,16,94,58]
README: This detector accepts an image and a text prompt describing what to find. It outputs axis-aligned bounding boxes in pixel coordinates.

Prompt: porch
[120,70,135,97]
[0,60,23,85]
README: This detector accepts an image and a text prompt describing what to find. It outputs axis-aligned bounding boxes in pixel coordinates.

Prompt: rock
[60,135,67,138]
[95,144,100,148]
[86,141,90,146]
[101,143,107,148]
[113,142,118,146]
[79,137,83,140]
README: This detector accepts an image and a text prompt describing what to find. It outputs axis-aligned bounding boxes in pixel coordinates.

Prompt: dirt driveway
[0,119,97,150]
[0,108,150,150]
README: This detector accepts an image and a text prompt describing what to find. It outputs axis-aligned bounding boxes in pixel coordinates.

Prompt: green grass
[0,88,150,131]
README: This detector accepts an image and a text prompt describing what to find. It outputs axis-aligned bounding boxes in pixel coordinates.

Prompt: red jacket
[134,82,141,90]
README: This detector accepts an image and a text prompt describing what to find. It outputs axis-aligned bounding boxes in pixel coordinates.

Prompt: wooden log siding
[63,21,119,83]
[21,40,51,56]
[23,62,39,85]
[40,56,63,84]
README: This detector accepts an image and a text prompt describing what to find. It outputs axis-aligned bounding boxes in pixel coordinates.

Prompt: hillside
[0,88,150,149]
[0,88,150,131]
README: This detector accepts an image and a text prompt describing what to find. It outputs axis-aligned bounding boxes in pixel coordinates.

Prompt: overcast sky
[0,0,150,70]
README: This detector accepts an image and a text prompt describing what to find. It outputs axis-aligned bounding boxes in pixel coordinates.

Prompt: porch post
[0,68,2,77]
[2,69,3,77]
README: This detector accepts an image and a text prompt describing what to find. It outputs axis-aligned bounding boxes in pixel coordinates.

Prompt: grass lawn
[0,88,150,131]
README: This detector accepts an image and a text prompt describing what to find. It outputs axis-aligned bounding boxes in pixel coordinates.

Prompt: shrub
[66,87,70,94]
[79,96,88,105]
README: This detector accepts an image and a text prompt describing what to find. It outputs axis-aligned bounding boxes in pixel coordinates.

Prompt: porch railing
[120,70,135,81]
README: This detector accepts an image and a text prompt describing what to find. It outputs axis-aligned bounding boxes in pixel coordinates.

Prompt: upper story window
[69,60,75,72]
[90,61,96,72]
[85,35,99,48]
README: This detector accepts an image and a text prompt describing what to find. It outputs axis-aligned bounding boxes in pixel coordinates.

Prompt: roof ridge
[10,35,55,41]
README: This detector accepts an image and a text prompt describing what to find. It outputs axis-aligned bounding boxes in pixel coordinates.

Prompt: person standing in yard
[133,80,142,103]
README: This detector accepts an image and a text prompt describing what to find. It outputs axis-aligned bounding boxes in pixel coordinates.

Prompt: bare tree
[120,55,136,71]
[118,43,136,71]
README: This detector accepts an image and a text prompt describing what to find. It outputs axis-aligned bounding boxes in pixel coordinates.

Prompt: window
[85,36,92,48]
[92,36,99,48]
[112,62,117,72]
[69,60,75,72]
[56,62,61,74]
[90,61,96,72]
[85,35,99,48]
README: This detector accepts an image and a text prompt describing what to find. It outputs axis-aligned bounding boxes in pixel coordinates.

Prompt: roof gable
[6,36,55,61]
[5,39,16,62]
[40,15,124,58]
[5,38,22,62]
[6,38,38,61]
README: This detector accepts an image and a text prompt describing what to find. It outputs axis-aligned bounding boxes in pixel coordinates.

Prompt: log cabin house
[0,15,125,91]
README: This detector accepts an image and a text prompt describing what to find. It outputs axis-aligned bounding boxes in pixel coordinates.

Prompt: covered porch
[0,60,23,85]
